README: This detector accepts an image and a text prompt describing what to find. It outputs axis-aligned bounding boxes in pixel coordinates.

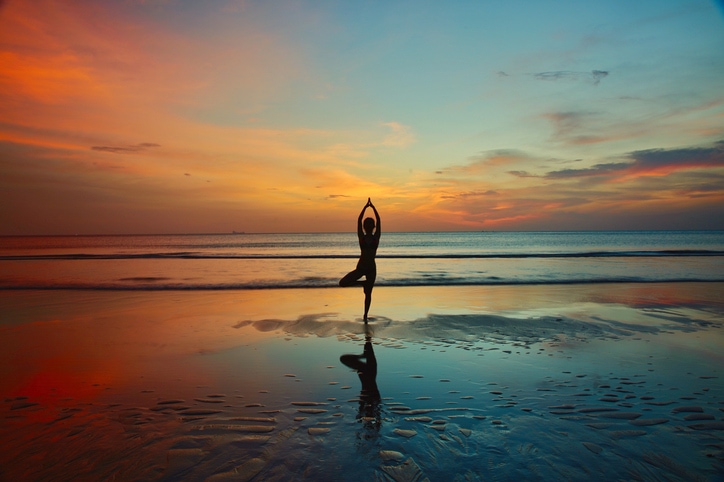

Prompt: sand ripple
[688,422,724,430]
[582,442,603,454]
[629,418,669,426]
[673,406,704,413]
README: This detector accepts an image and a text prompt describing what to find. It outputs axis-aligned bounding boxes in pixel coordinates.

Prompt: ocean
[2,231,724,481]
[1,230,723,290]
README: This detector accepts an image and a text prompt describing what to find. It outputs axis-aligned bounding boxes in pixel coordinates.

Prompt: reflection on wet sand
[340,332,382,440]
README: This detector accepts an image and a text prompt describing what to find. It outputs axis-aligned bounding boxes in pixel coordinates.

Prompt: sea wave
[2,250,723,261]
[2,277,723,291]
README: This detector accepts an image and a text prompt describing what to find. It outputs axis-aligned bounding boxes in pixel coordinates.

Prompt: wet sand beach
[1,283,723,481]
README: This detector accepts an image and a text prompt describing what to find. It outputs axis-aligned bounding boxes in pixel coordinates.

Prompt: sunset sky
[1,0,723,234]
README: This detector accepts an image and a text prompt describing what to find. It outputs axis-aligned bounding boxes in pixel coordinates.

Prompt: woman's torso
[357,235,379,268]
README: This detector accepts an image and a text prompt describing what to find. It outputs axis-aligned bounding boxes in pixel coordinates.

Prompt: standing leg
[363,271,376,322]
[363,283,372,322]
[341,268,375,322]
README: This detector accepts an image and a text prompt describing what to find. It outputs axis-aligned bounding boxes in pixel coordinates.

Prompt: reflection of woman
[340,337,382,436]
[339,198,381,322]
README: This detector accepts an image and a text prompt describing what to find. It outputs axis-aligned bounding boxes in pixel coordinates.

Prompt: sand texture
[1,284,723,480]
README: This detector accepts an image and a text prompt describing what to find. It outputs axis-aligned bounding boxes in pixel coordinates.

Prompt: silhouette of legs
[363,281,373,321]
[339,268,376,322]
[339,268,365,288]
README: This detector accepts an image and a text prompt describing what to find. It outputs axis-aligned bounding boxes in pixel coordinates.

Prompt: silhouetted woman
[339,198,380,322]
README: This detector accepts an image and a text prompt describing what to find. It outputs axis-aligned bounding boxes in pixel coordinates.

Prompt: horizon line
[2,228,723,237]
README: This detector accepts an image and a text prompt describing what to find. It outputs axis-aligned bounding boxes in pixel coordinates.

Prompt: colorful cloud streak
[429,140,724,230]
[1,0,723,234]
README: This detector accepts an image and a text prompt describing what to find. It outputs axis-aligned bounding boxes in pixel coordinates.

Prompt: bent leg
[340,354,366,372]
[339,268,365,287]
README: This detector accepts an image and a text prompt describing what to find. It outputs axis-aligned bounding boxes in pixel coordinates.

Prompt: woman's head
[363,217,376,234]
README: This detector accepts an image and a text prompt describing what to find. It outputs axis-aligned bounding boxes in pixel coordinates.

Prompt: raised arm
[369,200,381,237]
[357,201,368,239]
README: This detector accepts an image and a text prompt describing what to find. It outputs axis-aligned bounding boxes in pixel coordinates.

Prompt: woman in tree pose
[339,198,381,322]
